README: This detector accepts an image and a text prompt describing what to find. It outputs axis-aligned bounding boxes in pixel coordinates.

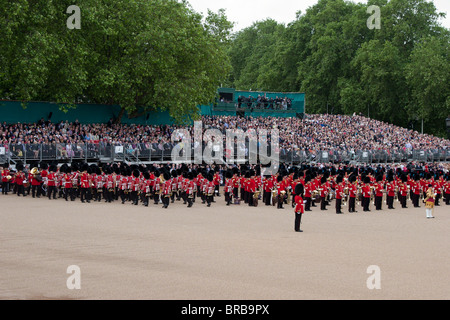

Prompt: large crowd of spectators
[0,114,449,162]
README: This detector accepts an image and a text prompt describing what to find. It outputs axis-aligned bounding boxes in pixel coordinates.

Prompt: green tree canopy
[0,0,233,124]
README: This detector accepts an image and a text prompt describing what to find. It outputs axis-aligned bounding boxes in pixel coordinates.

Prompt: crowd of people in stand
[0,114,449,163]
[237,95,292,110]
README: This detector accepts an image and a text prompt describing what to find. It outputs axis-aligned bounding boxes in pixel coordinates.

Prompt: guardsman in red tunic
[95,168,105,202]
[141,171,151,207]
[64,166,73,201]
[399,175,408,208]
[30,166,42,198]
[47,164,58,200]
[40,162,49,197]
[263,175,273,206]
[213,170,221,197]
[248,170,257,207]
[348,175,358,213]
[80,164,91,203]
[15,163,26,197]
[386,175,396,209]
[1,163,11,195]
[374,175,384,211]
[224,170,233,206]
[186,172,196,208]
[119,169,129,204]
[161,172,172,209]
[204,174,215,207]
[362,176,371,212]
[319,176,328,211]
[294,183,304,232]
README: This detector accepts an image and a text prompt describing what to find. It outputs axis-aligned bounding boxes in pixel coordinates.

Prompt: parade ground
[1,195,449,300]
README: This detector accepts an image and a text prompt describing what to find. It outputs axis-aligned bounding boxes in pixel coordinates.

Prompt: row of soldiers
[0,162,222,208]
[2,162,450,213]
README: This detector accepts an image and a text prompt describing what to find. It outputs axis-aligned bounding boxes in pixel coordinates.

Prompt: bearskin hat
[294,183,304,196]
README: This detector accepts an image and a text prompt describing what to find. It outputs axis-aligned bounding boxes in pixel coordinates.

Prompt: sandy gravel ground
[1,192,449,300]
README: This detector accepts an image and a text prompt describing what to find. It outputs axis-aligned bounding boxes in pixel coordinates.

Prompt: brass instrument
[343,187,349,206]
[30,167,40,175]
[271,186,278,206]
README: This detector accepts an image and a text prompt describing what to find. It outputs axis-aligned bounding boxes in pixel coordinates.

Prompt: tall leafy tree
[0,0,233,124]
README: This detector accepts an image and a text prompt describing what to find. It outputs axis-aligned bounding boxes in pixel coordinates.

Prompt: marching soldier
[374,175,384,211]
[161,172,172,209]
[263,175,273,206]
[80,164,91,203]
[15,163,26,197]
[320,176,328,211]
[362,176,371,212]
[1,163,11,195]
[399,174,408,208]
[335,175,344,214]
[205,174,215,207]
[348,175,358,213]
[386,175,395,210]
[294,183,304,232]
[47,164,58,200]
[63,165,73,201]
[224,170,233,206]
[186,172,196,208]
[304,175,312,212]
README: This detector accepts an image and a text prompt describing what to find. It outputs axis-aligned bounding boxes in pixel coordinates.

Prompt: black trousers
[277,194,284,209]
[80,188,91,202]
[413,193,420,207]
[321,196,327,210]
[31,185,40,197]
[335,198,342,213]
[305,197,311,211]
[17,184,25,196]
[387,195,394,209]
[294,212,302,232]
[363,197,370,211]
[225,192,232,205]
[162,195,170,208]
[248,192,254,206]
[375,196,382,210]
[1,181,9,194]
[47,186,57,199]
[349,197,356,212]
[153,193,160,204]
[206,195,213,206]
[233,187,239,199]
[445,193,450,205]
[401,195,407,208]
[435,194,441,205]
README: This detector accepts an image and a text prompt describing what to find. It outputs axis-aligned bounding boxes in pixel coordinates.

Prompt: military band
[1,162,449,224]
